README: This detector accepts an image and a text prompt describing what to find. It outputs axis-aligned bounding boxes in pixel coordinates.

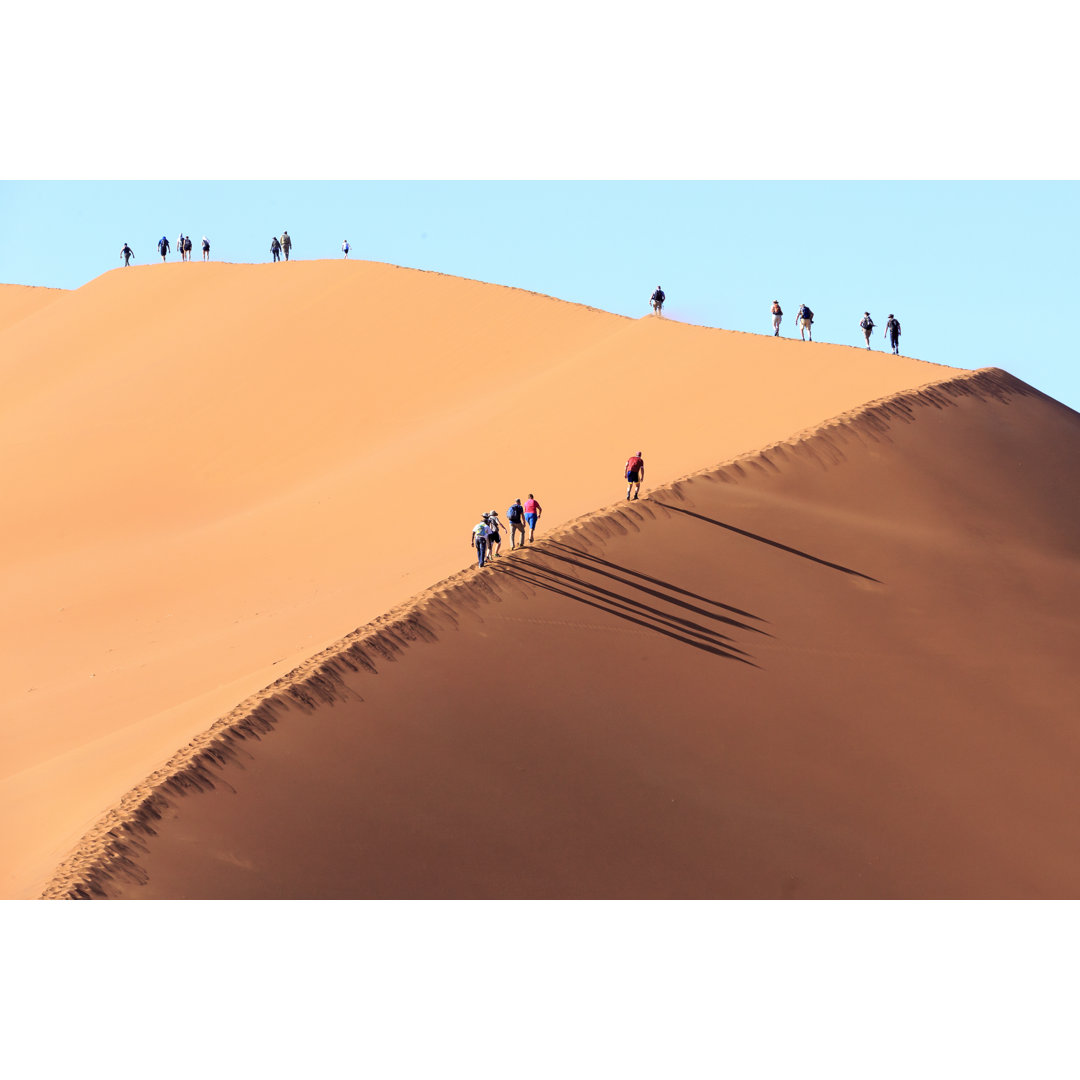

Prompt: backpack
[507,503,522,523]
[860,316,873,330]
[626,456,642,477]
[803,307,814,321]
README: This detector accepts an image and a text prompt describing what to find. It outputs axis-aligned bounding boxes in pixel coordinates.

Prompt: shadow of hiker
[493,555,761,668]
[653,501,882,583]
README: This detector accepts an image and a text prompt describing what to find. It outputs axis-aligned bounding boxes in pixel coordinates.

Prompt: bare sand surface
[0,284,66,333]
[3,262,963,898]
[41,369,1080,899]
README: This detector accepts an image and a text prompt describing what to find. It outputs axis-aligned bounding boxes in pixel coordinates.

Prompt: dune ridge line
[40,366,1042,899]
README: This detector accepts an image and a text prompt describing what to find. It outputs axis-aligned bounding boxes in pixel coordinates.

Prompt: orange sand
[3,262,963,897]
[45,371,1080,899]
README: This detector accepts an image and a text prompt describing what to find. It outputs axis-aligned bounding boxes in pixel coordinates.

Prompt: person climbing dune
[860,312,875,349]
[625,451,645,500]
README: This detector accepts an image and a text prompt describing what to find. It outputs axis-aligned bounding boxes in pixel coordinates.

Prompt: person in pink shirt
[523,493,542,542]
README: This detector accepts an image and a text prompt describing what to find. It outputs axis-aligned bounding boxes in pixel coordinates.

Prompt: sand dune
[3,261,962,898]
[0,284,66,333]
[42,369,1080,899]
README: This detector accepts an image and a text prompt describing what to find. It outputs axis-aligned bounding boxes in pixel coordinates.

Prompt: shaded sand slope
[1,262,958,897]
[45,370,1080,899]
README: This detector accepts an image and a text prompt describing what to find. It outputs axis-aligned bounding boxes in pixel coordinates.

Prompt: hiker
[885,314,901,354]
[484,510,505,559]
[523,493,542,542]
[157,236,170,261]
[177,233,186,262]
[771,300,783,336]
[342,240,350,259]
[651,286,665,315]
[270,236,282,262]
[201,236,210,261]
[471,517,490,568]
[860,312,875,349]
[506,498,526,550]
[625,451,645,500]
[120,243,134,266]
[281,231,292,261]
[183,235,193,261]
[796,303,814,341]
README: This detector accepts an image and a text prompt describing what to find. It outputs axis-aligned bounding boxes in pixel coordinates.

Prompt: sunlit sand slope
[43,369,1080,899]
[0,284,66,333]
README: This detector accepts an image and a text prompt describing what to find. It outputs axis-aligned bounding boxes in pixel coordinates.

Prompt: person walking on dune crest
[202,236,210,261]
[120,243,134,267]
[471,517,490,568]
[506,498,526,550]
[157,236,170,262]
[625,451,645,500]
[523,493,542,543]
[860,312,875,349]
[771,300,783,336]
[281,231,292,261]
[484,509,505,559]
[651,286,665,315]
[342,240,350,259]
[270,236,282,263]
[797,303,814,341]
[885,314,901,354]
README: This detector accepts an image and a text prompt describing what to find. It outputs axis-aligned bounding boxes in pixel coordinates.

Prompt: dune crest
[41,367,1080,900]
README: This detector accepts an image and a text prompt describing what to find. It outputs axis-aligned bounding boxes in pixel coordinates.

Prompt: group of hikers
[127,232,300,265]
[654,289,902,353]
[470,496,543,568]
[771,302,901,353]
[468,452,645,569]
[270,232,292,262]
[131,235,211,264]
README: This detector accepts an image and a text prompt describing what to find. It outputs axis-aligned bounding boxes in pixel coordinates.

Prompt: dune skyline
[2,258,1077,900]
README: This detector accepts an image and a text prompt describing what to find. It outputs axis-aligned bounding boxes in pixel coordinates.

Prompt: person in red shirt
[625,451,645,500]
[523,494,542,542]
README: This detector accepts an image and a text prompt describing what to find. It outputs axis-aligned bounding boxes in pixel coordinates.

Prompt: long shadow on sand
[492,550,762,667]
[653,501,882,583]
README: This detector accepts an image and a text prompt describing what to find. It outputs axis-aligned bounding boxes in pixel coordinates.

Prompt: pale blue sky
[2,180,1077,410]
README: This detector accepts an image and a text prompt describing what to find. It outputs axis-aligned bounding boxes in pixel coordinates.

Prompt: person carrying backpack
[177,232,186,262]
[120,243,134,267]
[651,286,665,315]
[342,240,350,259]
[270,236,282,262]
[797,303,814,341]
[771,300,783,336]
[506,499,526,550]
[484,510,506,559]
[885,314,901,354]
[157,236,171,261]
[183,236,193,260]
[471,518,490,568]
[625,451,645,500]
[859,312,875,349]
[281,231,292,261]
[202,236,210,261]
[523,493,543,543]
